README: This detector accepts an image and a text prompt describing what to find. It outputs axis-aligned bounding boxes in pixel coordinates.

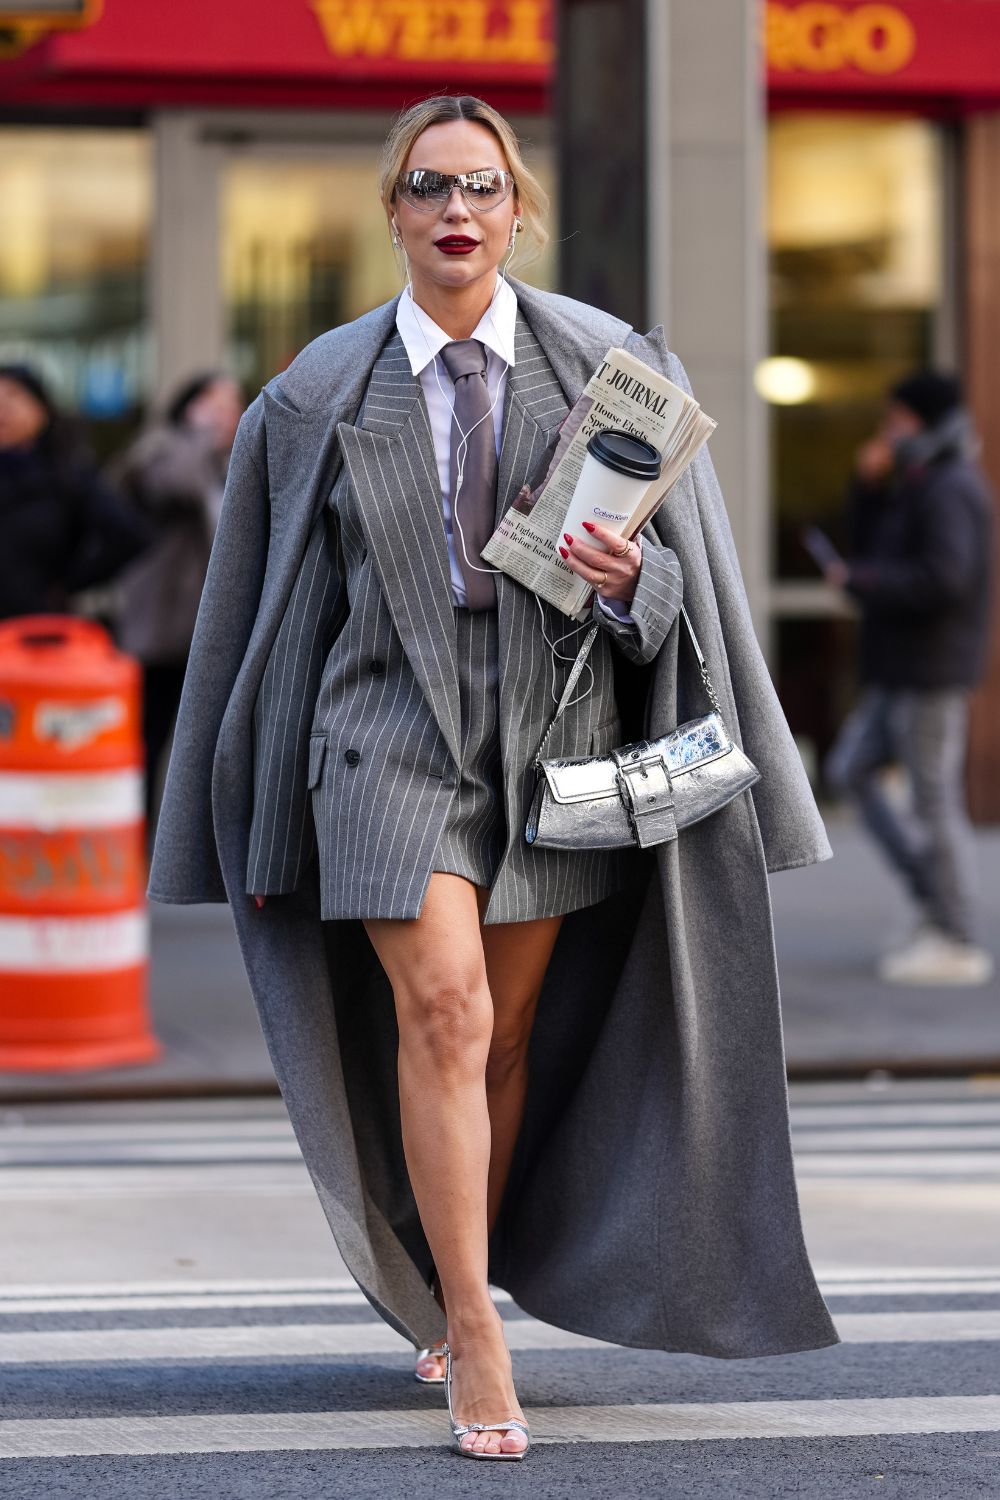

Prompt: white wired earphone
[391,205,595,711]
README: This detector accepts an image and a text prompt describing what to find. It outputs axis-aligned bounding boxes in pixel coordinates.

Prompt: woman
[112,372,243,828]
[0,364,150,620]
[150,96,838,1462]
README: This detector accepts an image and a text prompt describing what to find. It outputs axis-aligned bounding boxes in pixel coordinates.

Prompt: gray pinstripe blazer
[244,308,684,922]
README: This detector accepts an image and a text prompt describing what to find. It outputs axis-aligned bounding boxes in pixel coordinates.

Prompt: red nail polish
[558,546,569,559]
[582,521,596,532]
[563,533,573,545]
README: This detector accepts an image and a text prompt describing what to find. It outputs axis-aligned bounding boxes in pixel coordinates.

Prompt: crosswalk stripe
[2,1276,1000,1316]
[0,1310,996,1364]
[0,1166,313,1201]
[1,1278,1000,1314]
[789,1104,1000,1127]
[0,1142,304,1165]
[793,1128,1000,1150]
[1,1395,999,1457]
[2,1150,995,1201]
[1,1267,998,1316]
[794,1153,1000,1176]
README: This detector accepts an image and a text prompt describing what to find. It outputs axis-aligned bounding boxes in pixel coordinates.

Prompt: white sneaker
[878,912,937,958]
[877,929,996,986]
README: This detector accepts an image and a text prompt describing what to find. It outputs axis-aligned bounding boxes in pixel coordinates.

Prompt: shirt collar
[395,275,518,377]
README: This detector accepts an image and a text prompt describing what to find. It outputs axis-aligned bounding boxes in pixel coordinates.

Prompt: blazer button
[344,749,362,766]
[368,658,385,675]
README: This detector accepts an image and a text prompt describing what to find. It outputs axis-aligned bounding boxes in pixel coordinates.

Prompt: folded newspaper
[482,348,716,619]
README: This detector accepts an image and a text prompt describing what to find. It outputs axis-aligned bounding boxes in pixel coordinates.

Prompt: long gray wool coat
[149,276,839,1360]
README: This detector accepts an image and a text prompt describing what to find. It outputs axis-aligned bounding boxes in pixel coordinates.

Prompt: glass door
[764,112,947,779]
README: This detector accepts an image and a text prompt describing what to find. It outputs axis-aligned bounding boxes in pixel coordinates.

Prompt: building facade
[764,0,1000,818]
[2,0,998,813]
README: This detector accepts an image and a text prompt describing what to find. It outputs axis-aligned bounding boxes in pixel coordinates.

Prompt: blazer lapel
[495,310,570,526]
[492,315,574,785]
[338,345,462,767]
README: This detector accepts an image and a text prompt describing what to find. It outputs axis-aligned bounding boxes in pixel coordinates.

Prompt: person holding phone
[822,372,995,985]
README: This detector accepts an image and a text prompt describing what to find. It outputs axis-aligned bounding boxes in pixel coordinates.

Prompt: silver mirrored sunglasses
[395,168,514,213]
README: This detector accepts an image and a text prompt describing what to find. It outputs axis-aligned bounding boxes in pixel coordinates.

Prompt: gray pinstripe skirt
[431,606,506,890]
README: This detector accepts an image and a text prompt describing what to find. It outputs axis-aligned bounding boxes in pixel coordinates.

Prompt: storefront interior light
[755,356,817,405]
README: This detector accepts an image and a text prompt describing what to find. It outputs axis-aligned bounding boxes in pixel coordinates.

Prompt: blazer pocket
[307,733,328,789]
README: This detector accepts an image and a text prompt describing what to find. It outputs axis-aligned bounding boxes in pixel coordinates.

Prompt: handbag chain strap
[534,603,723,767]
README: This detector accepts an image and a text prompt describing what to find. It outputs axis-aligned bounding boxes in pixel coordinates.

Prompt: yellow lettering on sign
[312,0,398,57]
[312,0,552,67]
[0,0,101,58]
[849,4,916,74]
[766,2,916,76]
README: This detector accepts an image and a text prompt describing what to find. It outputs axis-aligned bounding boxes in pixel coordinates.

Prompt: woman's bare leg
[478,898,564,1232]
[411,895,564,1385]
[363,872,526,1456]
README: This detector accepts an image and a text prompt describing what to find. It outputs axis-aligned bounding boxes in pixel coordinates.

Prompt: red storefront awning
[0,0,554,112]
[2,1,999,116]
[767,1,1000,108]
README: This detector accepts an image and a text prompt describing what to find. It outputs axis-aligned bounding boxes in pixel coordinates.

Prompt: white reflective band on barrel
[0,771,143,830]
[0,910,148,973]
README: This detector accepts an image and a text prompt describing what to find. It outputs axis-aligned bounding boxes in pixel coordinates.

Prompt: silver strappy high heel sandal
[413,1340,448,1384]
[443,1342,531,1461]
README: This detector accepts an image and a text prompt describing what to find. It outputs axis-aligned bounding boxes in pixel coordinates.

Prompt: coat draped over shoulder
[149,278,838,1359]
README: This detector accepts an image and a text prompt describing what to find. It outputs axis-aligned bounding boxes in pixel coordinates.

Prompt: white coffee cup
[561,429,662,552]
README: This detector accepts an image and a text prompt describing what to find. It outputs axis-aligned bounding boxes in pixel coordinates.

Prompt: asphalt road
[0,1078,998,1497]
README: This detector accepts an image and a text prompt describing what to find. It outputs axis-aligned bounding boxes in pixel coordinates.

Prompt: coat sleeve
[639,325,833,872]
[589,532,684,665]
[147,397,269,904]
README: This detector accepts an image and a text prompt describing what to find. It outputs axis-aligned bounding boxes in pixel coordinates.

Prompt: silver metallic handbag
[525,605,761,852]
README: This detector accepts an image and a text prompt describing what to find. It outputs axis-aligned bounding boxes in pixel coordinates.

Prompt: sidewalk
[773,810,999,1077]
[0,810,996,1100]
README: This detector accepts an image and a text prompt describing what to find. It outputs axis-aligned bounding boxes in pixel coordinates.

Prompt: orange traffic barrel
[0,616,160,1071]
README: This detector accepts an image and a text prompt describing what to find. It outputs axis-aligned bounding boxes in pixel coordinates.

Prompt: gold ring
[612,539,631,557]
[598,569,608,588]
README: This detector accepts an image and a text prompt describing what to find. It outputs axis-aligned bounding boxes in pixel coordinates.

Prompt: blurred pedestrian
[823,371,995,985]
[111,373,243,827]
[0,364,150,621]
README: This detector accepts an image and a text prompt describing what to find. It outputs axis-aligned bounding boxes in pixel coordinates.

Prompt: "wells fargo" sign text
[766,2,915,76]
[312,0,552,68]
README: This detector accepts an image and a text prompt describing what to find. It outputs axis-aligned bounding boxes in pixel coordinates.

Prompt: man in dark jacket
[824,371,995,985]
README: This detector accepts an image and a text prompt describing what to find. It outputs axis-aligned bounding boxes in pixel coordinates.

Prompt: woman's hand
[558,521,642,607]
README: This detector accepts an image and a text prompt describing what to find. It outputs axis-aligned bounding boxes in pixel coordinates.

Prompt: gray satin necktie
[440,338,498,611]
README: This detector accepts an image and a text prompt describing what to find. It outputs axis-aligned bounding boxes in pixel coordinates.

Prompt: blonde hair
[378,94,549,267]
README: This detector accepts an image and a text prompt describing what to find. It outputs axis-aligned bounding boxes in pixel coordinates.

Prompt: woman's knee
[397,971,493,1069]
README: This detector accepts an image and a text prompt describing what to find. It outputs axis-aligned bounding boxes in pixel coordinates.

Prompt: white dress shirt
[395,277,634,620]
[396,278,516,608]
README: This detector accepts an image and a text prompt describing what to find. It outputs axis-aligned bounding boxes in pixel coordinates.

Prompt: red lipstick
[434,235,480,255]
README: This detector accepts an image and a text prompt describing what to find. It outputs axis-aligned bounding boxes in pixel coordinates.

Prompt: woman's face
[0,378,50,451]
[390,120,519,297]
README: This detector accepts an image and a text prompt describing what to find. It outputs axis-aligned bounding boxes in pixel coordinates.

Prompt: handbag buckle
[613,751,678,849]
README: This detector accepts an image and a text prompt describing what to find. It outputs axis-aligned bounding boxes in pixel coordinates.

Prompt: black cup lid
[586,428,661,480]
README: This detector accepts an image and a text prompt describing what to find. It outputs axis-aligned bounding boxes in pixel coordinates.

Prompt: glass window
[221,146,557,394]
[0,128,152,454]
[765,113,944,778]
[766,114,943,582]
